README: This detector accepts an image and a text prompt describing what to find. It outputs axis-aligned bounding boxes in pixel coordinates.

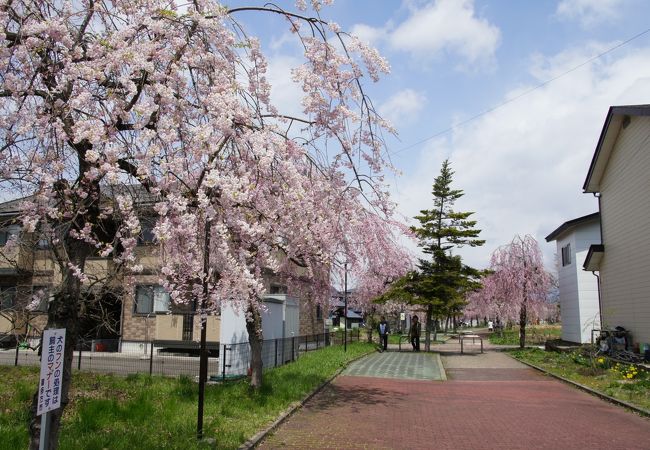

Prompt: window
[561,243,571,266]
[32,286,50,312]
[0,225,20,246]
[134,285,170,314]
[36,236,49,249]
[269,284,287,295]
[137,219,156,245]
[316,304,323,320]
[0,286,16,310]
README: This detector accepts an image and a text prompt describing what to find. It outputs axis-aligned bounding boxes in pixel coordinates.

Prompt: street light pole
[344,262,348,352]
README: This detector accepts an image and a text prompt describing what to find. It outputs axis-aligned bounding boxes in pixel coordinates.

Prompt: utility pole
[344,262,348,352]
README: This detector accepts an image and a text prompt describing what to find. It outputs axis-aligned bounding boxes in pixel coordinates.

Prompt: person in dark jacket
[377,316,390,352]
[409,315,421,352]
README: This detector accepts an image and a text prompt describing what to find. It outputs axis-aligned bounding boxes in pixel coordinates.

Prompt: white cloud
[265,53,304,119]
[390,0,500,66]
[556,0,627,27]
[379,89,427,128]
[350,23,387,47]
[352,0,501,69]
[391,44,650,270]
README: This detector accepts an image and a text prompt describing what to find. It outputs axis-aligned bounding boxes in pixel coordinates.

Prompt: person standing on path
[378,316,390,352]
[409,315,421,352]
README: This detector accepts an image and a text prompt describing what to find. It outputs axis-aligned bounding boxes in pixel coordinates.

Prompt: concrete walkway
[258,341,650,449]
[343,351,446,381]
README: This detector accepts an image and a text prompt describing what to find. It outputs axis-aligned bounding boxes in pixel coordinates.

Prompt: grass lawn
[0,342,375,450]
[489,325,561,345]
[509,347,650,411]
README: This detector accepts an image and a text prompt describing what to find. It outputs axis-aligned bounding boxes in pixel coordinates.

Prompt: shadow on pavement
[304,382,396,413]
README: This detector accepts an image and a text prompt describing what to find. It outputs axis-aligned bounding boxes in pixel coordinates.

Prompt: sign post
[38,328,66,450]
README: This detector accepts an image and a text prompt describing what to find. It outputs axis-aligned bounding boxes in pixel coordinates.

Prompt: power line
[391,26,650,156]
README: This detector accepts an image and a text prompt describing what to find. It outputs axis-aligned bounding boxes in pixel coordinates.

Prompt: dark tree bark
[424,304,433,352]
[246,304,263,389]
[519,300,527,349]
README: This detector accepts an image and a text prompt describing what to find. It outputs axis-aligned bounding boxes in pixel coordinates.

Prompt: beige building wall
[298,298,324,336]
[2,218,321,346]
[598,115,650,345]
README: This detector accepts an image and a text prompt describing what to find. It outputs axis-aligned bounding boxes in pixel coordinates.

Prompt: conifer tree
[409,160,484,350]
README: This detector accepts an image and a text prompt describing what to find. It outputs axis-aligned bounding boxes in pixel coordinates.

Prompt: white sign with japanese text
[37,328,66,416]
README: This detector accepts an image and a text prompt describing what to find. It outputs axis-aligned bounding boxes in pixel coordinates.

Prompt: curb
[509,354,650,418]
[433,352,447,381]
[239,349,376,449]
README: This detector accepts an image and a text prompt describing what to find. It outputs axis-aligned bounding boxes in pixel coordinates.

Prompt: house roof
[0,184,159,219]
[545,212,600,242]
[344,310,363,320]
[583,244,604,271]
[583,105,650,193]
[0,196,32,216]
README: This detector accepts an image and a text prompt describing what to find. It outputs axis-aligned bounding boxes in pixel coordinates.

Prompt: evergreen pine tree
[410,159,484,350]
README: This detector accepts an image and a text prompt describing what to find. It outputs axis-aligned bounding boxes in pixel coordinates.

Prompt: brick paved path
[258,348,650,449]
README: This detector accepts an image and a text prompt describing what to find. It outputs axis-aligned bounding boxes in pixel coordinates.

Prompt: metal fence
[0,330,354,379]
[220,331,334,379]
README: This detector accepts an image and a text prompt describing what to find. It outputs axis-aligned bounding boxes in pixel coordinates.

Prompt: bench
[459,334,483,354]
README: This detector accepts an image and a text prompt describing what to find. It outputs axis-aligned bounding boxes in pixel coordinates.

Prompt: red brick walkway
[259,353,650,449]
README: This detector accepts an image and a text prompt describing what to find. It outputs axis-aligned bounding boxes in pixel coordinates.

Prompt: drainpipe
[593,192,604,330]
[593,192,603,243]
[591,271,603,332]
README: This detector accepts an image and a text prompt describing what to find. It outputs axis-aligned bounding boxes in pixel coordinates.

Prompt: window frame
[269,284,287,295]
[31,286,51,313]
[137,218,156,246]
[0,225,20,247]
[0,286,17,310]
[134,284,170,315]
[561,243,572,267]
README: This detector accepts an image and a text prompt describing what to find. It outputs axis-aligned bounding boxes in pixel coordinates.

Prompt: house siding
[557,233,580,343]
[555,221,600,343]
[598,115,650,345]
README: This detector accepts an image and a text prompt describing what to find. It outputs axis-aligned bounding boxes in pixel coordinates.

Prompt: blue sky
[238,0,650,270]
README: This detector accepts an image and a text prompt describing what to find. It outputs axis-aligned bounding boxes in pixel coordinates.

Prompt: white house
[220,294,300,376]
[583,104,650,348]
[545,213,601,343]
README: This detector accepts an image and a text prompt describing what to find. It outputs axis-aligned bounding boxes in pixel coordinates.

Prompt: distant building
[329,290,363,329]
[546,213,601,343]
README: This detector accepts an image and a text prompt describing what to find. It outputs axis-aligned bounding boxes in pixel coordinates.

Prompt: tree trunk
[432,318,438,342]
[366,327,373,343]
[28,278,82,449]
[519,300,527,349]
[424,304,433,352]
[246,304,264,389]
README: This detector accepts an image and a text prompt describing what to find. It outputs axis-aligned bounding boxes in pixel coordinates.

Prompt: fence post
[222,344,226,381]
[292,337,295,361]
[274,339,278,367]
[149,341,154,376]
[77,340,82,370]
[316,333,320,349]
